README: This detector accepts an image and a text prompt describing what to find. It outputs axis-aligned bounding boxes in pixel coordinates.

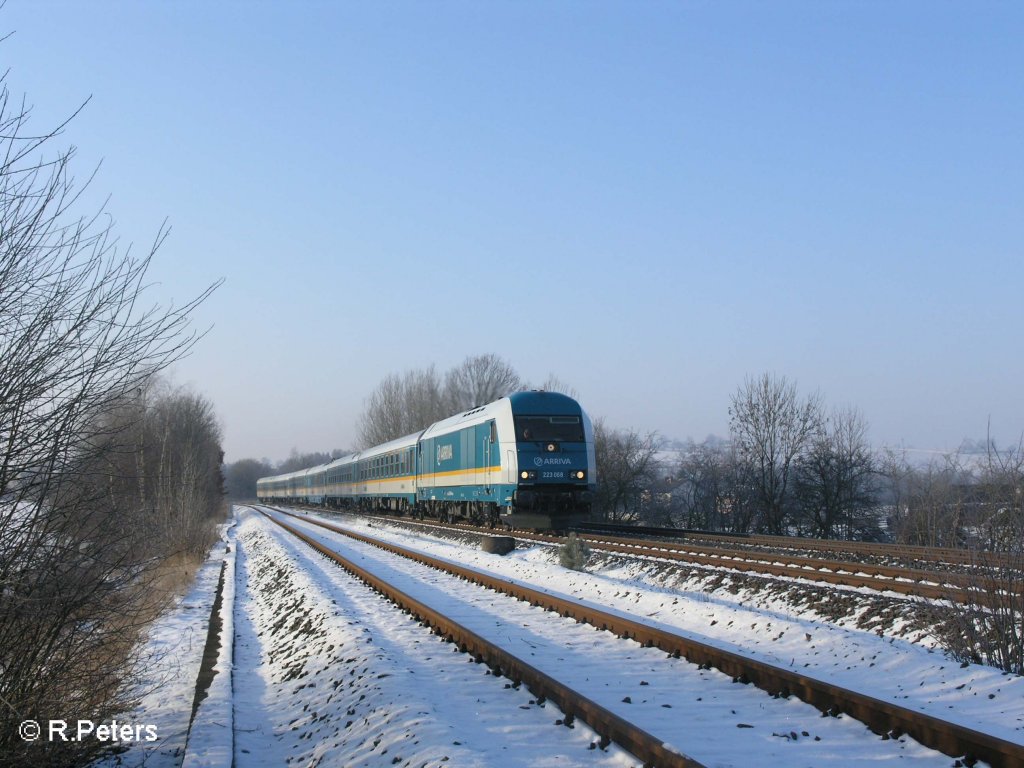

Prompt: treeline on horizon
[226,358,1023,553]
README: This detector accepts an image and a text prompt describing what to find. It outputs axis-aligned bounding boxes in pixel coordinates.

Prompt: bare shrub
[558,533,591,571]
[940,545,1024,675]
[936,435,1024,674]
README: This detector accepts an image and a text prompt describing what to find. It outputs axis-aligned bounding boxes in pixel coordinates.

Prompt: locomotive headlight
[521,470,529,480]
[574,470,586,480]
[546,443,557,452]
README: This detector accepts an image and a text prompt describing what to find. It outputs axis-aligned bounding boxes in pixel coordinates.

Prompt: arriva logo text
[534,457,572,466]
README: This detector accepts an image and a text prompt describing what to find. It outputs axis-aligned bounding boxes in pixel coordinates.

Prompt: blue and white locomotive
[256,391,596,529]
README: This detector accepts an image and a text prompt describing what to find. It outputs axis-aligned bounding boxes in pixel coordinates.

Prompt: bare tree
[276,449,335,474]
[356,366,445,447]
[443,353,521,413]
[877,446,913,537]
[592,419,660,522]
[729,373,823,534]
[891,456,970,548]
[793,407,878,539]
[673,439,760,533]
[407,365,447,431]
[977,428,1024,549]
[225,457,275,500]
[357,355,523,448]
[143,384,225,557]
[357,371,407,448]
[674,439,728,530]
[532,374,579,399]
[0,73,219,765]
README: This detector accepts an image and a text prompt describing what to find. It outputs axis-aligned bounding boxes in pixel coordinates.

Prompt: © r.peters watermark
[19,719,158,743]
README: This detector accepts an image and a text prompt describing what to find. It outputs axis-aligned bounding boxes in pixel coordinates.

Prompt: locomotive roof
[418,397,508,439]
[507,390,582,415]
[419,391,583,440]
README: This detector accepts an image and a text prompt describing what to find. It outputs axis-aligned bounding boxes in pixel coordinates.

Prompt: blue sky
[4,2,1021,462]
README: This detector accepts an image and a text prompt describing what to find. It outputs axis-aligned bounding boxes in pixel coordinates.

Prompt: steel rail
[565,532,1021,603]
[360,514,1014,605]
[275,507,1024,768]
[258,509,704,768]
[526,529,971,601]
[575,523,1017,569]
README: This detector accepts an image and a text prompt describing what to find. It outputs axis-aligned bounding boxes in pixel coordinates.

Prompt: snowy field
[98,505,1022,767]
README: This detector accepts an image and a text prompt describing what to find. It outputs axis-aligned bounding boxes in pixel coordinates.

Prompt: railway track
[561,531,1019,606]
[346,512,1016,606]
[257,508,702,768]
[576,522,1019,570]
[270,506,1024,768]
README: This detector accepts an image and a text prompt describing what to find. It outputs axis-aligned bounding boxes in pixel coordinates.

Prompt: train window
[489,421,497,443]
[514,415,584,442]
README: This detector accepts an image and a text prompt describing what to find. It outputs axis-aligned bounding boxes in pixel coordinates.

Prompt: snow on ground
[270,508,962,767]
[182,521,236,768]
[97,505,1022,767]
[228,507,636,767]
[94,524,233,768]
[292,508,1024,749]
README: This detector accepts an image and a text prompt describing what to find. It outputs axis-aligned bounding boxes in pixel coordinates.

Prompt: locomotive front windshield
[514,415,584,442]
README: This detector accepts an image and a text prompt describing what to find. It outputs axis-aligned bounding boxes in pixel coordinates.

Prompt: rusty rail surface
[565,532,1022,604]
[273,506,1024,768]
[651,527,1015,570]
[356,513,1015,605]
[257,509,704,768]
[574,520,1016,566]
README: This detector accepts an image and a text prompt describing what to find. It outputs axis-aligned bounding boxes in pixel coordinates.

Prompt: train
[256,390,597,529]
